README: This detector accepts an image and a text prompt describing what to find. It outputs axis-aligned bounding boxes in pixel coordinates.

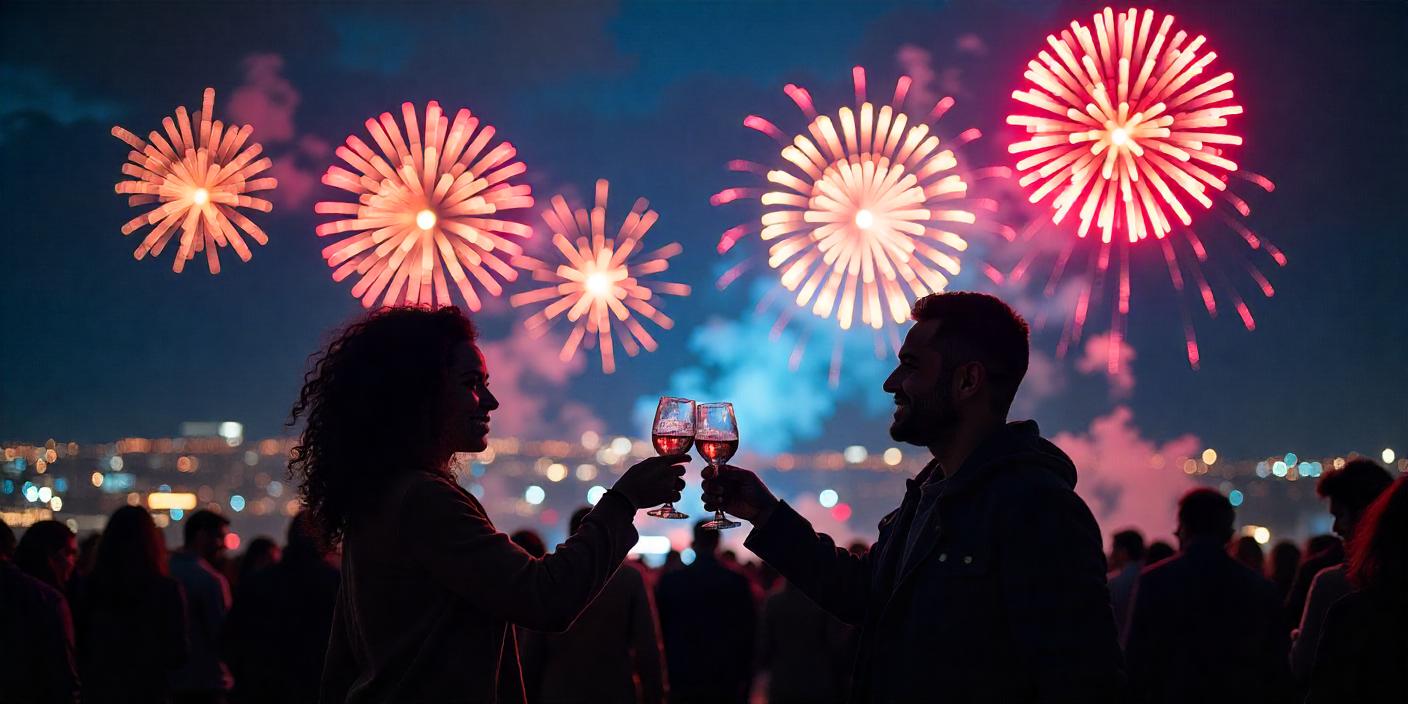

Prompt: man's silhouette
[654,521,756,704]
[1123,489,1291,703]
[703,292,1123,702]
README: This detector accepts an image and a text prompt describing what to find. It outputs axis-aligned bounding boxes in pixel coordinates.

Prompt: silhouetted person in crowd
[230,535,279,592]
[77,506,187,704]
[1231,534,1265,573]
[660,549,684,576]
[655,521,756,704]
[168,509,234,703]
[1124,489,1290,703]
[1306,476,1408,702]
[15,519,77,596]
[292,307,686,703]
[1145,540,1174,565]
[223,511,340,704]
[510,529,548,558]
[1289,458,1392,684]
[703,292,1124,702]
[1267,540,1301,604]
[519,507,666,704]
[1,518,80,704]
[1106,528,1145,638]
[76,531,102,579]
[757,577,856,704]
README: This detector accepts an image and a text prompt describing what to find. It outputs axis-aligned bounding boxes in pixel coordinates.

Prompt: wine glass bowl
[696,402,741,530]
[648,397,694,519]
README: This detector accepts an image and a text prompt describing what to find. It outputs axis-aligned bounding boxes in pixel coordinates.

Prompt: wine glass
[647,396,694,519]
[696,402,741,530]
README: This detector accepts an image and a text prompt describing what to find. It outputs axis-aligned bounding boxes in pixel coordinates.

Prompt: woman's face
[445,341,499,453]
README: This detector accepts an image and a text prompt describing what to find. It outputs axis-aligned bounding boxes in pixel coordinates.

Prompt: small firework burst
[510,180,690,374]
[1004,7,1283,369]
[715,66,993,381]
[112,88,277,274]
[316,101,533,309]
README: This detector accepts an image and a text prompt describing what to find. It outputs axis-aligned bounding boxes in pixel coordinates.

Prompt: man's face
[50,535,78,584]
[882,319,958,447]
[203,524,230,562]
[445,342,499,453]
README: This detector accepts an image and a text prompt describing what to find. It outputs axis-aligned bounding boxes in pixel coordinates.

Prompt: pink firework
[112,88,277,274]
[316,101,533,309]
[715,66,995,380]
[1005,7,1283,369]
[510,180,690,374]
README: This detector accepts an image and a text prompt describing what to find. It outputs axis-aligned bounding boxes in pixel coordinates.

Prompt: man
[1123,489,1291,703]
[1106,528,1146,638]
[518,506,666,704]
[0,519,80,704]
[223,511,340,704]
[703,292,1123,702]
[1289,458,1393,683]
[654,521,756,704]
[169,509,235,703]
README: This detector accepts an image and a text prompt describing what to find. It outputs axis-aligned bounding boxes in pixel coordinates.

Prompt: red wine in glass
[647,397,693,520]
[696,402,741,530]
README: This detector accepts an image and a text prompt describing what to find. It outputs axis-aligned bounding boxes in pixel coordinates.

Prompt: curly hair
[288,306,478,546]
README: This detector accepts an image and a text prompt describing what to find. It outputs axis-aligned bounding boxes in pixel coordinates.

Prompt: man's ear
[953,361,986,402]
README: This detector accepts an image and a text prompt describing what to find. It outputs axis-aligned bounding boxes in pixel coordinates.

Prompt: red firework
[1005,7,1284,369]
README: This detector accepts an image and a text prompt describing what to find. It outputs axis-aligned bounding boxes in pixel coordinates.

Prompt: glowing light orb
[112,88,277,274]
[316,101,533,310]
[716,67,979,333]
[1003,8,1284,369]
[510,179,690,373]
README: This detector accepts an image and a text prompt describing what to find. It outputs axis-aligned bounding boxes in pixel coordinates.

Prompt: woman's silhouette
[291,307,686,704]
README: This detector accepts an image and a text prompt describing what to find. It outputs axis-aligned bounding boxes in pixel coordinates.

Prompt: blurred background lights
[1272,461,1288,477]
[1202,448,1218,465]
[1229,490,1244,507]
[843,446,868,464]
[1253,526,1271,544]
[586,485,607,505]
[818,489,839,508]
[524,485,545,505]
[1383,448,1396,464]
[545,463,568,482]
[229,495,245,512]
[883,448,903,466]
[1284,452,1298,467]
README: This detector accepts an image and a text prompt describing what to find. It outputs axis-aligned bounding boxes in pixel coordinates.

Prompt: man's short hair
[1178,488,1235,542]
[184,509,231,545]
[911,292,1030,415]
[1113,529,1146,561]
[1317,459,1394,512]
[0,519,15,559]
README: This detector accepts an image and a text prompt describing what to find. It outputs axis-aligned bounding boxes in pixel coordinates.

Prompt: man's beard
[889,375,959,447]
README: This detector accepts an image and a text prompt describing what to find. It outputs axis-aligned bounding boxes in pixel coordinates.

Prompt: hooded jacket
[745,420,1124,703]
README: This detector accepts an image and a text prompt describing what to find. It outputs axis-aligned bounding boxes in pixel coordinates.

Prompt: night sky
[2,0,1404,464]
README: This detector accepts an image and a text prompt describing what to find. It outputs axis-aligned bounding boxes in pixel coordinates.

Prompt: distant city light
[91,472,104,488]
[1202,448,1218,466]
[681,548,696,565]
[170,508,184,521]
[630,536,672,556]
[546,463,568,482]
[843,446,868,464]
[49,497,63,512]
[580,431,601,450]
[575,464,598,481]
[524,485,546,505]
[37,487,53,503]
[266,481,283,498]
[148,492,199,510]
[818,489,839,508]
[831,503,853,522]
[610,437,633,456]
[1284,452,1298,467]
[1383,448,1397,465]
[109,455,124,471]
[229,495,246,512]
[586,485,607,505]
[883,448,903,466]
[1252,527,1270,544]
[1229,490,1244,507]
[1333,457,1346,470]
[1272,461,1288,478]
[225,533,241,551]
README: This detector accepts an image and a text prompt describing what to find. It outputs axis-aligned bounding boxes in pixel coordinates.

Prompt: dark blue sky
[2,0,1404,461]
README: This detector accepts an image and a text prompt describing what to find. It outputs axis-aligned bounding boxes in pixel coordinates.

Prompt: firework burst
[510,180,690,374]
[315,101,533,309]
[714,66,993,380]
[1004,7,1283,369]
[112,88,277,274]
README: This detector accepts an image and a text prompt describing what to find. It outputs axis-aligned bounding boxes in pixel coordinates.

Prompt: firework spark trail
[315,101,533,309]
[112,88,277,274]
[715,66,987,372]
[510,179,690,374]
[1005,7,1285,368]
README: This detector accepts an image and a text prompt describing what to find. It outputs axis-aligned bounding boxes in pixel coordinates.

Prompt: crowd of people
[3,294,1404,704]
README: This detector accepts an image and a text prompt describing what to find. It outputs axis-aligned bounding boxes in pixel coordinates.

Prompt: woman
[77,505,188,704]
[290,306,687,704]
[1306,476,1408,703]
[15,519,78,594]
